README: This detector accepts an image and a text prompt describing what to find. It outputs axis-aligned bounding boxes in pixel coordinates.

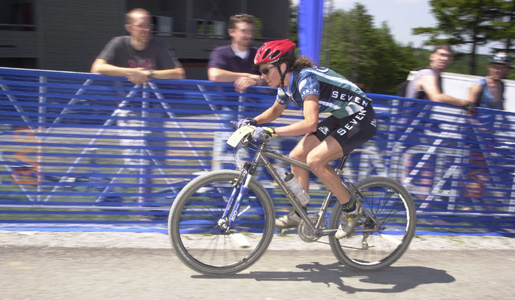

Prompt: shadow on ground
[193,262,455,294]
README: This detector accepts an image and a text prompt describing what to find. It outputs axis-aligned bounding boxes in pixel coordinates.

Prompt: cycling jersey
[276,67,372,119]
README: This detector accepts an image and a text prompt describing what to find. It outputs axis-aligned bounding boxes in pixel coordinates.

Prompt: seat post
[335,154,349,174]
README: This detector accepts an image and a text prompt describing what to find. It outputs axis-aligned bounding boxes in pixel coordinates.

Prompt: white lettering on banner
[337,128,346,135]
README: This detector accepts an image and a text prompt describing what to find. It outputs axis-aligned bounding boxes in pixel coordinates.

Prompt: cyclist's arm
[274,95,319,137]
[254,100,286,125]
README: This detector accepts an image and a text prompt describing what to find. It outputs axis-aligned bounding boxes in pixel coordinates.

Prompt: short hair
[433,43,453,54]
[126,8,151,24]
[228,14,254,29]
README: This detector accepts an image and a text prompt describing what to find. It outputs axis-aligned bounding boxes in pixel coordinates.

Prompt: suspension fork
[219,166,248,225]
[221,146,264,229]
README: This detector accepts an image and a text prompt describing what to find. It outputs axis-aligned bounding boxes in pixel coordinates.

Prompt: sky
[329,0,435,49]
[294,0,494,54]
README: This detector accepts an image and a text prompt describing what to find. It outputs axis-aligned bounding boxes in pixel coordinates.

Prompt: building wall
[0,0,290,79]
[35,0,125,72]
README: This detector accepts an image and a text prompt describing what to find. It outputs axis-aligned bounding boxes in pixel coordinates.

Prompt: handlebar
[228,121,273,143]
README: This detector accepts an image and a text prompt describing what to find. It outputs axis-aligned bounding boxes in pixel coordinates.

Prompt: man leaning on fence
[401,44,474,203]
[207,14,266,131]
[207,14,266,92]
[405,44,471,107]
[90,8,185,204]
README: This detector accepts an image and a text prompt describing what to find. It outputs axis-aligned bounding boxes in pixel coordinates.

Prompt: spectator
[406,44,471,107]
[90,8,185,204]
[91,8,185,82]
[469,52,512,111]
[207,14,266,92]
[465,53,512,205]
[403,44,473,204]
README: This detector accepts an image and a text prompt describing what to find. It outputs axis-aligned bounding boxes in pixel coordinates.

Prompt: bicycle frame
[170,126,416,275]
[223,137,364,237]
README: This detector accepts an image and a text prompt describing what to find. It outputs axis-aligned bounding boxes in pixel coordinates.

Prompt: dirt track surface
[1,231,514,299]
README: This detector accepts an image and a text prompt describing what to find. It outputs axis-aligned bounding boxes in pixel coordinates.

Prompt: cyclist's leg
[276,134,320,230]
[289,134,321,191]
[305,137,350,205]
[289,115,343,192]
[312,109,377,238]
[307,110,377,206]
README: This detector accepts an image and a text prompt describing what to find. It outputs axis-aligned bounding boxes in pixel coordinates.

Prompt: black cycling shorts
[313,106,377,154]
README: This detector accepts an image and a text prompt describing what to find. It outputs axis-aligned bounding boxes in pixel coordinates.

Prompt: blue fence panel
[1,67,514,235]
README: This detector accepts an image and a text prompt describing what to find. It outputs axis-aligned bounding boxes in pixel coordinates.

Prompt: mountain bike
[168,125,416,276]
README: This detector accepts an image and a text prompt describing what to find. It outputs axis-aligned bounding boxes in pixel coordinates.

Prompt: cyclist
[237,39,377,238]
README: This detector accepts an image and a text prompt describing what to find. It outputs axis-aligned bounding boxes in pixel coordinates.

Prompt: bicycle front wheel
[329,177,416,271]
[168,170,275,276]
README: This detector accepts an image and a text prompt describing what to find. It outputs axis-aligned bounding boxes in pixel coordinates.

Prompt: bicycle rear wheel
[329,177,416,271]
[168,170,275,276]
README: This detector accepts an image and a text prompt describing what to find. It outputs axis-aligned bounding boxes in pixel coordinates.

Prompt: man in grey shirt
[403,44,472,206]
[91,8,185,82]
[91,8,185,204]
[406,44,470,106]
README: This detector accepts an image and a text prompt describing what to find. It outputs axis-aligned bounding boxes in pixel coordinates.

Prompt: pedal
[278,227,296,234]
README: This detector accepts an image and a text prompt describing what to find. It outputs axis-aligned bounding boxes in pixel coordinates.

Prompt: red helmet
[254,39,296,65]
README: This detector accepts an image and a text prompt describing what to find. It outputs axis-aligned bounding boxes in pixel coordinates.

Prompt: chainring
[297,213,326,243]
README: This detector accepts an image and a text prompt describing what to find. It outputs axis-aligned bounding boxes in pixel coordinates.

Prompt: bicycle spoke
[169,171,274,275]
[330,177,416,270]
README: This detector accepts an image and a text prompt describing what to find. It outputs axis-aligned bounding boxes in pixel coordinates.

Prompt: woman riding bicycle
[237,39,377,238]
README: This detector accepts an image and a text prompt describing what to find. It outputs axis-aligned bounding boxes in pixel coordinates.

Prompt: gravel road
[1,230,514,251]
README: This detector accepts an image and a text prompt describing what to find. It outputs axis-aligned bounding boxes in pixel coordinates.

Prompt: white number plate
[227,126,254,147]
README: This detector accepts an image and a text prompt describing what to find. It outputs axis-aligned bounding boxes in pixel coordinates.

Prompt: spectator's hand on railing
[127,68,150,85]
[463,102,477,116]
[234,77,258,92]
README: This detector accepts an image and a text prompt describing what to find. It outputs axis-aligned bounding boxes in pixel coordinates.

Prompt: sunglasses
[259,65,275,75]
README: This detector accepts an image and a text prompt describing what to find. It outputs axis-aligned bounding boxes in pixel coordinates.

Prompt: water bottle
[284,172,310,206]
[235,146,250,169]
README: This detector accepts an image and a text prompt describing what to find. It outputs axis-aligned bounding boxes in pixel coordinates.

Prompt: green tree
[413,0,508,75]
[321,3,419,94]
[490,0,515,52]
[289,0,299,45]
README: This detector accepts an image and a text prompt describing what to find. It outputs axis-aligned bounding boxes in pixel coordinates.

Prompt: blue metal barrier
[1,67,514,236]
